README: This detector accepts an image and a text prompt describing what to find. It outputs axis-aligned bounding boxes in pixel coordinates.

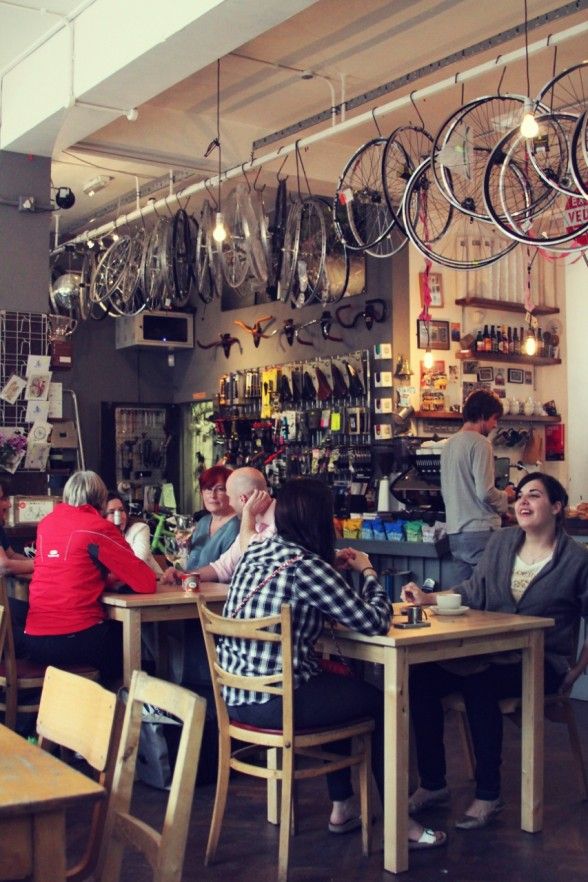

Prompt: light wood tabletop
[318,605,554,874]
[0,724,104,881]
[102,582,229,686]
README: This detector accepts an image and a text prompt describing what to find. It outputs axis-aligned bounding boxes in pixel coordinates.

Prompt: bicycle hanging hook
[241,162,252,191]
[253,164,265,193]
[496,62,506,97]
[295,140,312,196]
[276,149,289,182]
[409,91,426,129]
[204,178,218,210]
[371,107,382,137]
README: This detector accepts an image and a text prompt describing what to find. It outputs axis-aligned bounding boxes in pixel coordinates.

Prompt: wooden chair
[443,691,588,799]
[0,577,100,729]
[36,666,120,881]
[197,598,374,882]
[96,670,207,882]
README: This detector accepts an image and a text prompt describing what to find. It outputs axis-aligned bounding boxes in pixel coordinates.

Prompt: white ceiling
[1,0,587,239]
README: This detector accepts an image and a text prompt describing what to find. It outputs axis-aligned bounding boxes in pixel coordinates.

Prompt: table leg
[520,629,544,832]
[33,811,66,882]
[382,647,409,874]
[119,610,142,688]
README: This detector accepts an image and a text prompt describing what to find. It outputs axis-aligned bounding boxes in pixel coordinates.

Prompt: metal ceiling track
[253,0,588,150]
[63,13,588,248]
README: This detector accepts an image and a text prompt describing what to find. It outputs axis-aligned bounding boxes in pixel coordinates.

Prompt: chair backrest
[97,671,207,882]
[197,598,294,739]
[36,666,120,882]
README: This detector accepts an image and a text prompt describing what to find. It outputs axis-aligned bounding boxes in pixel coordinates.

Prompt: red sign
[564,195,588,247]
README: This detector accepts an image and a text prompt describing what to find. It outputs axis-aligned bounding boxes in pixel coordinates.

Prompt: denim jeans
[447,530,494,583]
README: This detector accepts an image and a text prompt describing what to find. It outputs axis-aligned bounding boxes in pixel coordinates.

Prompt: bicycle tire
[314,196,349,304]
[526,112,580,198]
[365,218,408,259]
[220,186,252,289]
[334,137,397,250]
[431,94,528,220]
[90,237,132,304]
[535,61,588,116]
[570,110,588,198]
[267,178,288,300]
[382,125,434,231]
[290,196,327,308]
[279,200,302,302]
[142,218,169,309]
[403,157,516,269]
[169,209,196,307]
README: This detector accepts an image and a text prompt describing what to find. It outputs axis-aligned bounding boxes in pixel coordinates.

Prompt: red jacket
[26,502,156,636]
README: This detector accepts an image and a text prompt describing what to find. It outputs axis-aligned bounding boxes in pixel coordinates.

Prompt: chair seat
[229,716,374,737]
[0,659,100,679]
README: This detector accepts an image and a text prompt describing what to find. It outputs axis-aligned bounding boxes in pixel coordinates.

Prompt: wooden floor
[71,699,588,881]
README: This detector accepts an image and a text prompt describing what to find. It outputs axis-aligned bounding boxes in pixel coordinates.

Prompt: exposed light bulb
[524,330,537,356]
[87,238,95,249]
[126,107,139,122]
[423,348,434,369]
[520,100,539,138]
[213,211,227,243]
[111,231,120,242]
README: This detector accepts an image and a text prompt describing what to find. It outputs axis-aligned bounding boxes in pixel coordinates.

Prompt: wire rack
[0,311,50,427]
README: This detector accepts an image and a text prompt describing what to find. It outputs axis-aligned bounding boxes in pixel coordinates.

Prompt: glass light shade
[520,99,539,138]
[524,331,537,356]
[212,212,227,243]
[423,348,434,369]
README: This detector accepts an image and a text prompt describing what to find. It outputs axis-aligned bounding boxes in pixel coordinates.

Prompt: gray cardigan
[455,526,588,676]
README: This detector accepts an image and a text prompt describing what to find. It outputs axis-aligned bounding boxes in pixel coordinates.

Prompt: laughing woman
[402,473,588,829]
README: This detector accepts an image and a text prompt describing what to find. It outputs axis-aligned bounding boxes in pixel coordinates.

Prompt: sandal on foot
[455,799,504,830]
[409,828,448,850]
[328,816,361,834]
[408,787,450,814]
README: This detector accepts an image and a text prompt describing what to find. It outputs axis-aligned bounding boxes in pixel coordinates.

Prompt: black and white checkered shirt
[220,535,391,706]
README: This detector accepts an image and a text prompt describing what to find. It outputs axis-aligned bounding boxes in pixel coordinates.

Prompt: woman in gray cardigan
[402,473,588,830]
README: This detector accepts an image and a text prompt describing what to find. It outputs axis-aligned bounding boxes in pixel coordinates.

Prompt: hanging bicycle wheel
[109,229,148,317]
[382,125,434,230]
[165,209,196,308]
[195,201,218,304]
[334,137,396,250]
[142,218,169,309]
[484,120,588,250]
[267,177,288,300]
[365,216,408,258]
[571,110,588,197]
[431,95,528,220]
[238,184,269,285]
[535,61,588,116]
[526,112,580,197]
[90,236,132,304]
[290,196,327,308]
[403,157,516,269]
[219,186,252,289]
[314,196,349,304]
[278,200,302,301]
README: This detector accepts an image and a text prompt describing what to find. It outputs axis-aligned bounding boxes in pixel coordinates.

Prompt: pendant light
[212,59,226,244]
[519,0,539,138]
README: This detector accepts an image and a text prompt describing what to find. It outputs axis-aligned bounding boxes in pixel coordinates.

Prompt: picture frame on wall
[419,272,444,308]
[508,368,524,384]
[416,319,450,350]
[477,367,494,382]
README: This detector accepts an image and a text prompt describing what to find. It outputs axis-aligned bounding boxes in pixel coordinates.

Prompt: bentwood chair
[97,671,207,882]
[36,666,120,881]
[197,598,374,882]
[0,577,100,729]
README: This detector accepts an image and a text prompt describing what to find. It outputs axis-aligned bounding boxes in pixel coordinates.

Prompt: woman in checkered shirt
[221,478,446,849]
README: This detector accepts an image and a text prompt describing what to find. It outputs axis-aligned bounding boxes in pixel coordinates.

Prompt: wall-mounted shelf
[456,351,561,367]
[414,411,560,423]
[455,297,560,316]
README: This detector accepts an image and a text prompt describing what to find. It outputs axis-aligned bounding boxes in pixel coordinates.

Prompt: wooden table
[319,605,553,875]
[0,724,104,881]
[102,582,228,686]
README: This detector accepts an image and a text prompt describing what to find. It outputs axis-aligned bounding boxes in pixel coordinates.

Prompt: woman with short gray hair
[25,470,157,682]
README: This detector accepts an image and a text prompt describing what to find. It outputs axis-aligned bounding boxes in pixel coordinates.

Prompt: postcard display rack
[0,310,82,495]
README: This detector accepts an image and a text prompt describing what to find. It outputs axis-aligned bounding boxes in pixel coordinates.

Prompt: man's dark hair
[462,389,503,422]
[516,472,568,526]
[275,478,336,566]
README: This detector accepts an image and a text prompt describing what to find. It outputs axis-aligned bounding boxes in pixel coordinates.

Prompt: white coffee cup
[436,592,461,611]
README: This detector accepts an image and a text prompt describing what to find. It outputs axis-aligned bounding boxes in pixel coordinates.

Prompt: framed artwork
[477,367,494,382]
[508,368,524,384]
[419,272,444,308]
[416,319,450,350]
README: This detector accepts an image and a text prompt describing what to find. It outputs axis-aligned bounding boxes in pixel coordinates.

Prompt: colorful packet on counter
[404,520,423,542]
[385,520,404,541]
[422,524,436,543]
[360,518,374,540]
[371,517,387,541]
[342,517,362,539]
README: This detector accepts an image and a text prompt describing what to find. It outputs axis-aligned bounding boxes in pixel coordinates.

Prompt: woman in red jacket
[25,470,156,681]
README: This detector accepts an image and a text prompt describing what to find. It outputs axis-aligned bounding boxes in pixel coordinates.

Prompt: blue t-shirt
[185,514,240,571]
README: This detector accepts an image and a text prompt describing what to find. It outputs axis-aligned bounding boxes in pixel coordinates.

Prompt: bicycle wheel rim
[290,197,327,308]
[570,110,588,198]
[535,61,588,116]
[383,125,434,231]
[334,137,396,249]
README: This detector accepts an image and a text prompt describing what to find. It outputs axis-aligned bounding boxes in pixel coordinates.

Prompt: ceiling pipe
[62,18,588,248]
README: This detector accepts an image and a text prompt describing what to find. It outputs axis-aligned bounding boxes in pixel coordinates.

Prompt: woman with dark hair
[105,492,163,576]
[25,471,156,681]
[221,477,446,850]
[403,472,588,829]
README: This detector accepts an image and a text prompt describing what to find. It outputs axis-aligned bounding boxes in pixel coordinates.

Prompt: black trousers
[230,672,384,802]
[410,660,563,801]
[25,620,123,682]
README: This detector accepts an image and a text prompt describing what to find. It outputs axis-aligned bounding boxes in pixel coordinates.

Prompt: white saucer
[431,605,469,616]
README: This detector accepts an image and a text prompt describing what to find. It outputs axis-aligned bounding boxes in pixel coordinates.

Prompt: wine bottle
[483,324,490,351]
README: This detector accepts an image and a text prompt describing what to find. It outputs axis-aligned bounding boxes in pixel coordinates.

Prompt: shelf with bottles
[413,410,560,423]
[468,319,560,363]
[455,297,559,316]
[456,351,561,367]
